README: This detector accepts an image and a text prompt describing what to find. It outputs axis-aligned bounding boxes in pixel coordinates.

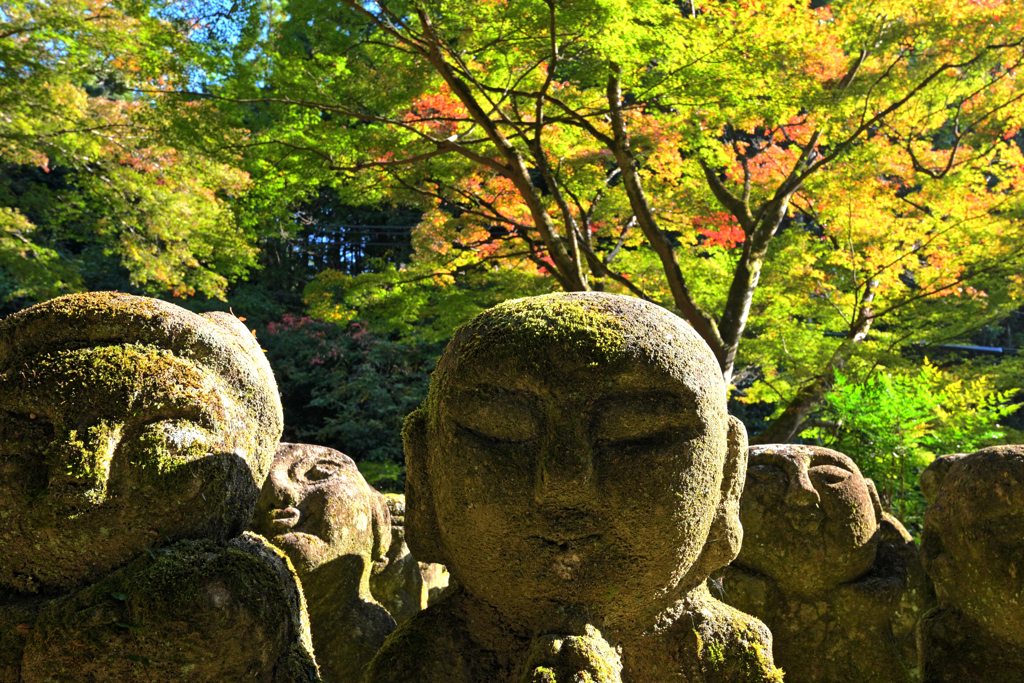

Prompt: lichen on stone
[19,534,318,681]
[0,292,283,593]
[370,292,778,682]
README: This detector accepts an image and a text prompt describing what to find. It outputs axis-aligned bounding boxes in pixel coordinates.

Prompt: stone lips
[739,444,882,596]
[251,442,396,682]
[407,292,738,628]
[252,443,391,575]
[720,443,927,683]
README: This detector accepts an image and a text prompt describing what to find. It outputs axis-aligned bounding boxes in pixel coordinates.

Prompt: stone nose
[534,426,593,505]
[785,466,821,508]
[46,420,123,507]
[260,467,302,509]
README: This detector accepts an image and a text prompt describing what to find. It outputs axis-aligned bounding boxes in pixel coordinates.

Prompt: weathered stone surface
[919,453,966,505]
[370,493,451,625]
[0,292,283,593]
[919,445,1024,682]
[0,293,318,681]
[251,443,396,682]
[366,292,782,682]
[520,622,623,683]
[0,592,45,683]
[715,444,929,683]
[18,533,318,682]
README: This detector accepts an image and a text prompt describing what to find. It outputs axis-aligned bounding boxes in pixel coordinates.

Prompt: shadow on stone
[714,444,930,683]
[250,442,396,682]
[918,445,1024,682]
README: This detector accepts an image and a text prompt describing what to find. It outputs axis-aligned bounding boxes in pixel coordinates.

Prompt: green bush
[260,314,443,491]
[817,361,1019,533]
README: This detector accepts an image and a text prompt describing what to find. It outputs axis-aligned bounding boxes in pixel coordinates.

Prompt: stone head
[403,292,748,631]
[251,443,392,579]
[919,453,966,506]
[921,445,1024,645]
[0,292,283,593]
[737,444,883,597]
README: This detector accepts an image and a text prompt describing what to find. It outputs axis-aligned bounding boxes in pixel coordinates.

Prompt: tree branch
[606,65,725,361]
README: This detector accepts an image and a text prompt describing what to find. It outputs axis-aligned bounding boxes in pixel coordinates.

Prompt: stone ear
[717,415,749,558]
[370,492,392,562]
[865,478,885,524]
[690,415,748,585]
[402,408,447,564]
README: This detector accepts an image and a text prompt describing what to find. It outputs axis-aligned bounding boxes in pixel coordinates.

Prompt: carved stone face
[737,445,881,597]
[407,293,744,631]
[251,443,390,576]
[922,445,1024,645]
[0,292,282,593]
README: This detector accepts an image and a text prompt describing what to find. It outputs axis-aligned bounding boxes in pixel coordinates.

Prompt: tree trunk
[417,9,587,291]
[605,69,726,364]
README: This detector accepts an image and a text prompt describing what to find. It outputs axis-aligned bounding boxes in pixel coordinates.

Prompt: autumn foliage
[3,0,1023,444]
[197,0,1024,440]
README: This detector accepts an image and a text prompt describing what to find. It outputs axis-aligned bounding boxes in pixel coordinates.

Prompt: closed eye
[448,386,541,444]
[596,428,685,450]
[132,419,215,465]
[454,421,536,445]
[304,460,343,481]
[810,465,851,485]
[748,464,787,483]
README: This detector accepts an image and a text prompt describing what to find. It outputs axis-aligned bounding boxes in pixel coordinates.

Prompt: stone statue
[0,292,318,681]
[918,445,1024,682]
[250,442,397,682]
[365,292,783,682]
[713,444,929,683]
[370,493,451,625]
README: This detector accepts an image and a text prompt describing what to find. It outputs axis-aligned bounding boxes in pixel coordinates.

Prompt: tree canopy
[0,0,260,302]
[191,0,1024,441]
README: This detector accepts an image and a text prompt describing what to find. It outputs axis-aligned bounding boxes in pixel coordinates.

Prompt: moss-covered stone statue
[365,292,783,683]
[0,292,318,681]
[251,443,397,682]
[918,445,1024,682]
[712,444,929,683]
[370,493,452,625]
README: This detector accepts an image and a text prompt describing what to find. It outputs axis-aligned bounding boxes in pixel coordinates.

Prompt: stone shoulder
[689,598,784,683]
[363,601,483,683]
[20,537,319,682]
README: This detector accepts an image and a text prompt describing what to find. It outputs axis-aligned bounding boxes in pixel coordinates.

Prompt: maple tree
[0,0,260,301]
[184,0,1024,441]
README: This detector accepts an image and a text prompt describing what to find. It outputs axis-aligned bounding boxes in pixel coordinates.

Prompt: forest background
[3,0,1024,529]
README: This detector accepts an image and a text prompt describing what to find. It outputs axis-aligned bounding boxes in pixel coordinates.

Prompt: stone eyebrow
[593,390,698,413]
[747,451,799,469]
[450,384,542,410]
[808,453,857,471]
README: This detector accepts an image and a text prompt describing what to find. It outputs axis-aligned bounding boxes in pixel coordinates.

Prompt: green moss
[22,538,317,680]
[0,293,285,593]
[456,295,628,368]
[707,640,725,666]
[424,294,632,424]
[529,665,558,682]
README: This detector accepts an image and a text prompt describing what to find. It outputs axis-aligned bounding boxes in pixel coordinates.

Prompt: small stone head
[403,292,748,630]
[0,292,282,593]
[737,445,883,597]
[921,445,1024,645]
[251,443,391,578]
